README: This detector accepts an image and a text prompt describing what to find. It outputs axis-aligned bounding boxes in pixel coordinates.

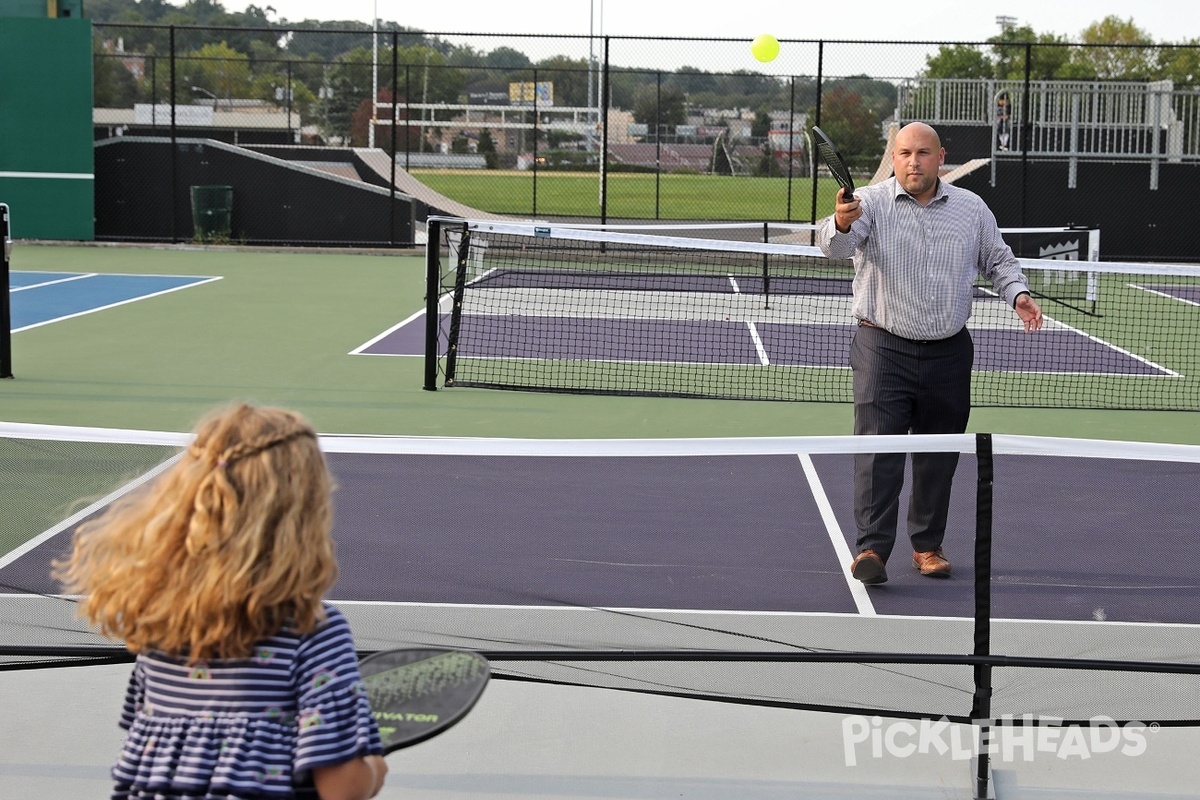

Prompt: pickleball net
[2,420,1198,734]
[422,218,1200,411]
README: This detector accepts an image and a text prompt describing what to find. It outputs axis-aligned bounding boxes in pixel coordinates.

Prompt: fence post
[1020,42,1032,226]
[1,203,13,379]
[600,37,610,226]
[170,25,179,243]
[654,71,662,219]
[809,40,824,226]
[390,30,399,246]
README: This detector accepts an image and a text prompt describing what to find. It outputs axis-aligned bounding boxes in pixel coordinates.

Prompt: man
[818,121,1043,585]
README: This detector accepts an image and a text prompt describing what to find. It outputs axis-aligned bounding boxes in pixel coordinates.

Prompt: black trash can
[190,185,233,240]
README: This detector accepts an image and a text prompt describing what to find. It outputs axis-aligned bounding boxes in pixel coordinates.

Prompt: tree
[1158,40,1200,87]
[93,40,142,107]
[829,76,895,121]
[533,55,589,108]
[815,86,881,169]
[85,0,176,22]
[751,110,771,139]
[919,20,1142,82]
[631,83,687,132]
[478,128,498,168]
[325,47,373,143]
[392,44,467,111]
[922,45,993,80]
[1073,16,1155,79]
[178,42,254,107]
[483,47,531,71]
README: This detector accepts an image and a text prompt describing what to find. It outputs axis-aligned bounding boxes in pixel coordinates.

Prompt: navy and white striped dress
[112,603,383,799]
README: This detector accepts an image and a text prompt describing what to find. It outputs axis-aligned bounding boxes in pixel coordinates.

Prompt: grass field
[411,170,839,220]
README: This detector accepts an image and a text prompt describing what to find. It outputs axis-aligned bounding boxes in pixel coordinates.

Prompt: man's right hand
[834,188,862,233]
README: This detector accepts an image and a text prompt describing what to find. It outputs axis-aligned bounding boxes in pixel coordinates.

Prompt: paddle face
[812,126,856,201]
[359,648,490,752]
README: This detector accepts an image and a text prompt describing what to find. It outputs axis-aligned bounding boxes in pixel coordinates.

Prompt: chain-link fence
[91,25,1200,258]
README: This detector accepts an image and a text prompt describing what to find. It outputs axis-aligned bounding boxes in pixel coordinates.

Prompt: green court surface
[3,243,1198,445]
[5,243,1200,800]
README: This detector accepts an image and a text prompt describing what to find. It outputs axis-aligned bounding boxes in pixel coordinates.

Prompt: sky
[239,0,1194,45]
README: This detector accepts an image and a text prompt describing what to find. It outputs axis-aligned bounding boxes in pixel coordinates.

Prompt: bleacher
[608,142,771,173]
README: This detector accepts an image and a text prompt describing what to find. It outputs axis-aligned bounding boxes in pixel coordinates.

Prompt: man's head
[892,122,945,203]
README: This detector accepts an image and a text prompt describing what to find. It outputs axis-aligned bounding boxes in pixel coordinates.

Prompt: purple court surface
[360,310,1170,377]
[6,450,1195,629]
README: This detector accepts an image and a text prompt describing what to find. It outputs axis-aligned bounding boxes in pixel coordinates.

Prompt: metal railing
[84,25,1200,258]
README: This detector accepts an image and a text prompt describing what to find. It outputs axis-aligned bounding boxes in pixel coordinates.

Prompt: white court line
[350,306,425,354]
[746,321,769,365]
[797,453,877,616]
[313,599,1200,628]
[1033,315,1180,377]
[728,273,772,365]
[12,275,223,333]
[0,454,182,571]
[10,273,95,291]
[1130,282,1200,309]
[0,171,92,180]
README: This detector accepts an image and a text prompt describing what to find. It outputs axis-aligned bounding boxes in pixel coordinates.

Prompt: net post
[1,203,13,379]
[422,218,444,391]
[972,432,995,800]
[761,221,771,309]
[442,223,472,387]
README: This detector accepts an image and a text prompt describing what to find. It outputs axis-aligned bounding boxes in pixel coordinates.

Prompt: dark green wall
[0,17,94,240]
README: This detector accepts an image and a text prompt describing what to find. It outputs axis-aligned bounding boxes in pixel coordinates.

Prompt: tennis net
[2,420,1198,734]
[422,218,1199,411]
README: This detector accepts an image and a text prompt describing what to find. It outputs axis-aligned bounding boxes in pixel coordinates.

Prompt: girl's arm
[312,754,388,800]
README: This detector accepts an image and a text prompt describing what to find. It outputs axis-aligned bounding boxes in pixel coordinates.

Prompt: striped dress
[112,603,383,800]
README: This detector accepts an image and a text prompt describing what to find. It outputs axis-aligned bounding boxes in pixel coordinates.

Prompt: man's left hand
[1015,293,1043,332]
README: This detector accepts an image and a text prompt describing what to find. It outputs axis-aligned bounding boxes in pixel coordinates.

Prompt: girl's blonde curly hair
[54,403,337,662]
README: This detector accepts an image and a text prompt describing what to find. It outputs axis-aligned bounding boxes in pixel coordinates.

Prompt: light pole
[191,85,217,110]
[588,0,604,153]
[588,1,594,152]
[370,0,378,147]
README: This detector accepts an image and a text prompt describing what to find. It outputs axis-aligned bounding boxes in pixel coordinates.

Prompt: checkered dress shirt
[818,177,1030,341]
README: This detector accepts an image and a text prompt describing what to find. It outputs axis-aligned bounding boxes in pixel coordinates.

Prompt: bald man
[819,122,1043,586]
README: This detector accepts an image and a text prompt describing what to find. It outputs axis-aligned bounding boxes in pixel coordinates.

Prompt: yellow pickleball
[751,34,780,63]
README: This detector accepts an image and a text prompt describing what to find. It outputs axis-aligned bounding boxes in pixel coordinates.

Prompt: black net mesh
[426,219,1200,411]
[2,423,1197,727]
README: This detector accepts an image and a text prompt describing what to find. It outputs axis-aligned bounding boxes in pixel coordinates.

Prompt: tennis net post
[1,203,12,379]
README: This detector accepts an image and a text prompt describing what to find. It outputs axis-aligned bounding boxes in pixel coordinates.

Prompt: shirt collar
[890,176,948,205]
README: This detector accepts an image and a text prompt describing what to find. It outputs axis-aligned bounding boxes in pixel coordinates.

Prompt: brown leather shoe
[851,549,887,585]
[913,549,952,577]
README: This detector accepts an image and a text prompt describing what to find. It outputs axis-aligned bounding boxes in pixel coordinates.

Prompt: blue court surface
[8,271,220,331]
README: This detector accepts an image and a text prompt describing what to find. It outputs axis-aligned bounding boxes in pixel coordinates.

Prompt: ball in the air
[751,34,780,63]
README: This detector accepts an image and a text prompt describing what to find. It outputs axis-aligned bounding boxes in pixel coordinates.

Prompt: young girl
[55,403,387,800]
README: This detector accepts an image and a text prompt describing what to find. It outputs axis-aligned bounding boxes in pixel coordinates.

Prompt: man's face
[892,126,945,199]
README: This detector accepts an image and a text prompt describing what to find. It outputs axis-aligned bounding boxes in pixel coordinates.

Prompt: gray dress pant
[850,323,973,561]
